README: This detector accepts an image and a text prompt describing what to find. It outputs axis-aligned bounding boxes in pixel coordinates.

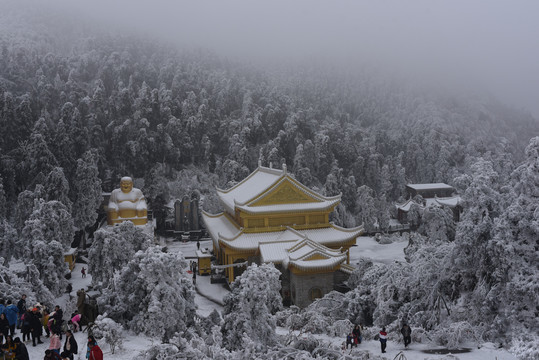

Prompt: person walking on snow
[379,327,388,353]
[48,331,62,355]
[352,324,362,345]
[81,267,86,278]
[0,313,10,344]
[88,339,103,360]
[5,300,19,337]
[16,295,27,329]
[63,330,78,360]
[29,307,44,346]
[401,323,412,348]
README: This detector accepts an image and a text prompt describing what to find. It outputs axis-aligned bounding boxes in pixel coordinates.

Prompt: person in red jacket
[88,340,103,360]
[379,327,388,353]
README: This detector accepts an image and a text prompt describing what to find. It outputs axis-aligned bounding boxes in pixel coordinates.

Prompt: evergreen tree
[222,263,282,351]
[20,199,72,296]
[72,149,103,231]
[355,185,377,233]
[102,246,196,340]
[44,167,72,213]
[0,220,17,265]
[89,221,151,287]
[0,176,6,219]
[489,137,539,341]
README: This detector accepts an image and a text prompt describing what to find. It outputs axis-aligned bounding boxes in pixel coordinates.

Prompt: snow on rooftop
[397,196,461,211]
[64,247,77,255]
[435,196,462,207]
[196,249,212,258]
[407,183,454,190]
[217,223,362,252]
[203,211,363,252]
[396,199,416,211]
[259,240,297,263]
[235,198,340,214]
[217,166,283,213]
[289,256,346,272]
[201,212,241,250]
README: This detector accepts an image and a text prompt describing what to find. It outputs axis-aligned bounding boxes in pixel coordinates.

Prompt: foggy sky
[18,0,539,117]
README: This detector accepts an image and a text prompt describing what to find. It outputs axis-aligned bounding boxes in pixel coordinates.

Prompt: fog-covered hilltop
[0,2,538,359]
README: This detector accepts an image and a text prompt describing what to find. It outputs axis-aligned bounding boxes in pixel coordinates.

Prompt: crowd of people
[344,323,413,354]
[0,295,101,360]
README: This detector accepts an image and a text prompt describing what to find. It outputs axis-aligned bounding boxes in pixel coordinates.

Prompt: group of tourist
[344,323,413,354]
[345,324,363,348]
[0,295,100,360]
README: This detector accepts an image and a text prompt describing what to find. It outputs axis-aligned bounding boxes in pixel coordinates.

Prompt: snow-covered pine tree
[101,246,195,340]
[355,185,377,233]
[44,167,72,213]
[0,220,17,265]
[21,219,67,296]
[491,137,539,352]
[88,221,150,287]
[72,149,103,231]
[0,176,6,219]
[222,263,282,351]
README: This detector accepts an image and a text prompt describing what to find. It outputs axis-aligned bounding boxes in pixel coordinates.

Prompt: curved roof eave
[236,199,341,215]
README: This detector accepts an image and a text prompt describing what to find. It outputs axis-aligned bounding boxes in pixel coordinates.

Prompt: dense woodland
[0,4,538,359]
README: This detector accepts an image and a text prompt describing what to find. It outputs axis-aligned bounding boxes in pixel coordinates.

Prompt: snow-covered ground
[20,236,516,359]
[351,235,408,265]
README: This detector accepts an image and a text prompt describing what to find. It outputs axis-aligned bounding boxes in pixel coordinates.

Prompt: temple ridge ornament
[107,176,148,225]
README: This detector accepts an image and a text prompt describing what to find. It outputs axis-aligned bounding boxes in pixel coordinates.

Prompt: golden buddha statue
[107,176,148,225]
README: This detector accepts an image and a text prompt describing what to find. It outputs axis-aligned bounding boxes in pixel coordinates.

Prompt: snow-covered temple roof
[433,196,461,207]
[216,165,341,214]
[407,183,454,191]
[202,211,363,252]
[395,199,416,212]
[396,196,462,212]
[216,166,284,213]
[260,237,347,272]
[284,238,347,272]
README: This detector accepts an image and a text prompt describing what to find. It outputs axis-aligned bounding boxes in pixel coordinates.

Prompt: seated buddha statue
[107,176,148,225]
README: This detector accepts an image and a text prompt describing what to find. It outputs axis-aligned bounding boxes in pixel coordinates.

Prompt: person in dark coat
[352,324,362,345]
[0,312,10,344]
[44,349,62,360]
[13,337,29,360]
[401,323,412,348]
[52,306,63,324]
[30,308,44,346]
[21,309,32,342]
[63,330,78,360]
[345,333,354,349]
[51,306,63,340]
[16,295,27,329]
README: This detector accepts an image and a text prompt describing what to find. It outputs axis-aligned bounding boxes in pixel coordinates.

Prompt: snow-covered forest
[0,1,538,359]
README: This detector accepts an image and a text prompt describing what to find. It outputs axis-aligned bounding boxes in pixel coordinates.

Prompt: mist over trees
[0,3,538,359]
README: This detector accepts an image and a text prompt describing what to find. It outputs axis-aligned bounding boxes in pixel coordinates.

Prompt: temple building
[396,183,462,223]
[202,164,363,307]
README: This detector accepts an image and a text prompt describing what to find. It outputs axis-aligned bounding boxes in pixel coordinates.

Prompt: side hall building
[202,164,363,307]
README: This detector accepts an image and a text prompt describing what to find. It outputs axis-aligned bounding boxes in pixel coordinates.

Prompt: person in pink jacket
[48,330,62,355]
[69,313,82,333]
